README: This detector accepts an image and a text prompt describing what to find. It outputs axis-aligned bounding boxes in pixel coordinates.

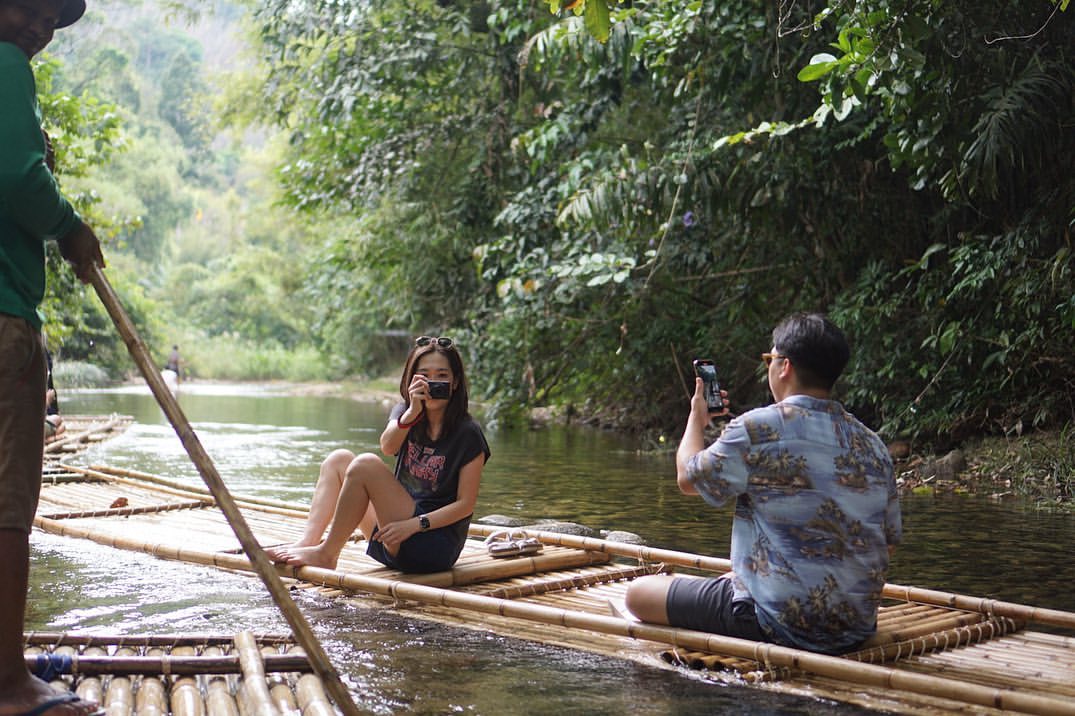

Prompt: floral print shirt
[685,394,901,653]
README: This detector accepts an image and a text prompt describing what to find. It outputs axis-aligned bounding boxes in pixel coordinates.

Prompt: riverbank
[895,428,1074,508]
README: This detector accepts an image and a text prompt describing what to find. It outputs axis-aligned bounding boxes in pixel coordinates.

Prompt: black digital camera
[692,359,724,412]
[427,381,452,399]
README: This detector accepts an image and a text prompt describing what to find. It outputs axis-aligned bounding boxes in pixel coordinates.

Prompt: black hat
[57,0,86,28]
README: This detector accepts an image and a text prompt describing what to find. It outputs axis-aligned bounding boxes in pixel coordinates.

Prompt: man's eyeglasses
[761,352,788,367]
[416,336,454,348]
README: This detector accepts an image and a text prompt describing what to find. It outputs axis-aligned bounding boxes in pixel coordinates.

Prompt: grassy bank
[898,426,1074,509]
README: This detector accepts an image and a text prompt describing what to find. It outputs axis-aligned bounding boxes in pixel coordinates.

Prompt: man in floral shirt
[626,313,900,654]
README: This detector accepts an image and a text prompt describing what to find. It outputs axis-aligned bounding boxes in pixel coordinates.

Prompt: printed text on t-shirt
[405,443,446,485]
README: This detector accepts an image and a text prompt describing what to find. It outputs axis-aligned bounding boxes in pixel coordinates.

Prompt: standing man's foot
[0,676,104,715]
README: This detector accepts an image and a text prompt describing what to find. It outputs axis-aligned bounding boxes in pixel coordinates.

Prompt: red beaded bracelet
[397,414,422,429]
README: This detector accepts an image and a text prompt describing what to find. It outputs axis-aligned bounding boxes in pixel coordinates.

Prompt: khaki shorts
[0,314,46,533]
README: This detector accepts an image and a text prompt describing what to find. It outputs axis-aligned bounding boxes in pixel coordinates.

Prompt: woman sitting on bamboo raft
[265,336,490,573]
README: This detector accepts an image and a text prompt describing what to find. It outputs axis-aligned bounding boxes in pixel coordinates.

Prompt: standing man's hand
[57,221,105,283]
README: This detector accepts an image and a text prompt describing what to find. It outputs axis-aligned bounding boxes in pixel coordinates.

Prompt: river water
[29,383,1075,714]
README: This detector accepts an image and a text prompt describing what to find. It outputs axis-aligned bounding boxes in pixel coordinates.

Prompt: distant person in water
[266,336,490,573]
[625,313,901,655]
[1,1,107,713]
[165,344,180,376]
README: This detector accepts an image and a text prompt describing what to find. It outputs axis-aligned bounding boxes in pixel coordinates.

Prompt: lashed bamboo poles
[87,265,360,715]
[732,616,1021,682]
[31,515,1075,716]
[43,415,128,453]
[40,499,212,520]
[25,652,312,675]
[24,632,294,647]
[468,523,1075,631]
[481,563,668,600]
[79,463,310,516]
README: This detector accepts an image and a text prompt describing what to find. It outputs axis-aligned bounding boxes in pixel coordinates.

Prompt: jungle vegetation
[39,0,1074,448]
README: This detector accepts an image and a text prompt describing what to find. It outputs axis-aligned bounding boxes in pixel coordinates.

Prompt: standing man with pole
[1,1,107,712]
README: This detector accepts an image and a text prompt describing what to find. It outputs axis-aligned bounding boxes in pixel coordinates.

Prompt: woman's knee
[322,449,355,472]
[344,452,388,482]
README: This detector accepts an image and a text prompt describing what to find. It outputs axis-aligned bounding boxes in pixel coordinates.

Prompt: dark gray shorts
[666,575,766,641]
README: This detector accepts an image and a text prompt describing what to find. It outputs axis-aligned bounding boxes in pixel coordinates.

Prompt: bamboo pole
[24,632,295,647]
[86,265,360,715]
[75,645,106,707]
[263,645,301,712]
[169,646,203,716]
[40,499,212,520]
[235,632,278,714]
[204,644,241,716]
[469,524,1075,631]
[24,653,312,675]
[105,645,136,716]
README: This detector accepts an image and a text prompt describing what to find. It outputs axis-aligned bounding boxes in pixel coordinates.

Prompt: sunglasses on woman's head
[415,336,454,348]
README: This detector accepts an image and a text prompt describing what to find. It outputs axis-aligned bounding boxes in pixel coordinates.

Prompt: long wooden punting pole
[27,521,1075,716]
[86,266,360,715]
[468,524,1075,631]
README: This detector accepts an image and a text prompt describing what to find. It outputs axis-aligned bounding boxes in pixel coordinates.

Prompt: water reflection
[28,384,1075,712]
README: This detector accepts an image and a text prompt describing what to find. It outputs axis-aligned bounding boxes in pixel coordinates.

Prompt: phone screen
[692,359,723,412]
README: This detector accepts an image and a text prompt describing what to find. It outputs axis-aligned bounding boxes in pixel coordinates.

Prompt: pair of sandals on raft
[484,529,543,559]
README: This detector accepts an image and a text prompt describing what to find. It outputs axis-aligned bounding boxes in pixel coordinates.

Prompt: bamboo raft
[43,414,134,461]
[22,631,335,713]
[34,463,1075,715]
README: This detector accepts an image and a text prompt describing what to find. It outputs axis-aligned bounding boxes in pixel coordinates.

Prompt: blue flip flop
[19,692,105,716]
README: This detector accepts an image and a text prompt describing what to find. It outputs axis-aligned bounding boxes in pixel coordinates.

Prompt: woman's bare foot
[267,543,340,570]
[263,539,320,562]
[0,674,102,715]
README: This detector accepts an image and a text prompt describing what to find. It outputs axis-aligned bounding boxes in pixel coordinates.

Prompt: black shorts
[366,510,467,574]
[666,575,766,641]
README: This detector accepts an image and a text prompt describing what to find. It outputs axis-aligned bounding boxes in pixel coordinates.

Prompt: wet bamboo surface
[35,463,1075,715]
[22,631,334,714]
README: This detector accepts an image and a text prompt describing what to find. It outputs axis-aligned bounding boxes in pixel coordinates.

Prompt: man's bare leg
[0,530,100,715]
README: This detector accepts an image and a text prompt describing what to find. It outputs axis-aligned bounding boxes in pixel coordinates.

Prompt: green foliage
[184,334,332,382]
[832,222,1075,443]
[52,361,111,389]
[35,2,327,380]
[543,0,623,43]
[228,0,1072,443]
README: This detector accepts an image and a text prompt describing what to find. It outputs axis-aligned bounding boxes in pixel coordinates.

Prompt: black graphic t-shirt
[389,403,491,516]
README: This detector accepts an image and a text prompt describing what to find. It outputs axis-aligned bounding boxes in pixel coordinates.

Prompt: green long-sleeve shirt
[0,41,80,329]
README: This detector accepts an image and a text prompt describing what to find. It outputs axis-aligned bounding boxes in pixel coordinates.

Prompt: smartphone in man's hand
[692,359,724,413]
